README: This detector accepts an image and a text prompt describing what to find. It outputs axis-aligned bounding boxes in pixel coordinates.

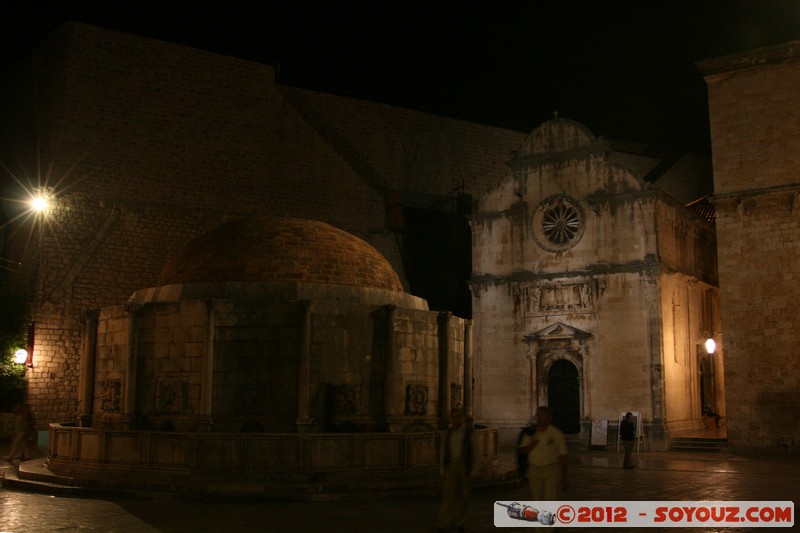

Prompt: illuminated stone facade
[470,119,722,449]
[700,41,800,453]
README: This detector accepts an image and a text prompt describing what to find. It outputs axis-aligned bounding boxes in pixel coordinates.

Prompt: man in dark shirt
[619,412,636,469]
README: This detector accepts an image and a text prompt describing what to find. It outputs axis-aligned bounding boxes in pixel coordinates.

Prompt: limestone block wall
[589,273,653,420]
[47,424,499,484]
[471,271,656,437]
[1,22,524,429]
[712,193,798,449]
[93,305,132,426]
[86,293,468,434]
[700,41,800,452]
[658,274,724,432]
[136,301,210,430]
[473,161,655,280]
[655,201,718,285]
[9,193,228,431]
[470,282,528,430]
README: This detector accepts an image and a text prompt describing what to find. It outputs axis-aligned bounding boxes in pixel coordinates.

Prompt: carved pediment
[522,322,591,343]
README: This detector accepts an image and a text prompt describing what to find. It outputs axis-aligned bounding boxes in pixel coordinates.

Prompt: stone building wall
[700,41,800,452]
[471,119,719,448]
[86,292,467,435]
[0,22,523,427]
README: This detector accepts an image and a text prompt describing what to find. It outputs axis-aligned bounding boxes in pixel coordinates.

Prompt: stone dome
[517,118,609,158]
[157,217,404,292]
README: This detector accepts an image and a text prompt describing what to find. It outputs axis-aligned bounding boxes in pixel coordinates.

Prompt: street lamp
[30,188,53,215]
[705,338,716,355]
[14,348,28,365]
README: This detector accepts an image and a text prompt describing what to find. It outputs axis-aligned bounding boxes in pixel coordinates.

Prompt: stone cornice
[506,141,611,171]
[698,39,800,80]
[469,259,662,287]
[712,182,800,205]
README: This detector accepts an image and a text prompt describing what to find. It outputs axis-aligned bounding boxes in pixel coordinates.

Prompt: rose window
[532,196,585,252]
[543,202,581,244]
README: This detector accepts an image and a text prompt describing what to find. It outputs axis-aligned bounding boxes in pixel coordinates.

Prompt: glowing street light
[14,349,28,365]
[31,195,50,212]
[705,338,716,354]
[30,188,54,215]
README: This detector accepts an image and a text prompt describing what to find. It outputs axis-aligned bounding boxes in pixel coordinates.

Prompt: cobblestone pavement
[1,448,798,532]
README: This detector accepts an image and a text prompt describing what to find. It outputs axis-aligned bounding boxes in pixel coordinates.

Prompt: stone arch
[540,350,583,434]
[522,322,591,433]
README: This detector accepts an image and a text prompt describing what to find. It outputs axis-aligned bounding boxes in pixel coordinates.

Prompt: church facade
[470,119,721,449]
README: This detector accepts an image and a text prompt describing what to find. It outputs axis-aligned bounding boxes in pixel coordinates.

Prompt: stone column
[463,319,473,421]
[78,308,99,427]
[122,302,142,429]
[527,342,539,420]
[580,342,591,422]
[198,299,216,432]
[383,305,397,426]
[438,311,451,429]
[296,300,313,432]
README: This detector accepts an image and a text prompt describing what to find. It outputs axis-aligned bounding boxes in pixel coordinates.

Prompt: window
[532,196,585,252]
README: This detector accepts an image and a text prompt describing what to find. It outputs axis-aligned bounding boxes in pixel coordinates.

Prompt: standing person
[619,412,636,469]
[515,421,536,482]
[438,407,478,532]
[3,403,35,463]
[517,406,568,501]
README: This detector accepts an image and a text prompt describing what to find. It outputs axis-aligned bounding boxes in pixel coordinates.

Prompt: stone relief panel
[516,281,595,316]
[327,384,361,415]
[450,383,463,410]
[99,379,121,413]
[405,383,428,415]
[157,380,188,413]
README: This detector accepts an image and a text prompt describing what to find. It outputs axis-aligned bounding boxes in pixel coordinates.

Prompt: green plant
[0,279,29,411]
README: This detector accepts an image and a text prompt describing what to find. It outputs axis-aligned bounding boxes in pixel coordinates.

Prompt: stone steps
[2,457,521,502]
[669,436,727,452]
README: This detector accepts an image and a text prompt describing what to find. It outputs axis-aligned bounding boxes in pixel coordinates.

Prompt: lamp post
[26,186,55,370]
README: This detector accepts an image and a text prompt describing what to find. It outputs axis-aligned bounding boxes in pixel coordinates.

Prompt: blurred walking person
[438,407,478,532]
[517,406,568,500]
[3,403,35,463]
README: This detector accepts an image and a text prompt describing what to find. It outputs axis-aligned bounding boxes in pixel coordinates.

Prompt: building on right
[699,40,800,453]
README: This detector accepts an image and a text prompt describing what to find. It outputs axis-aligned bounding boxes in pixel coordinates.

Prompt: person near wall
[3,403,35,463]
[702,406,721,429]
[438,407,479,532]
[515,421,536,482]
[619,411,636,469]
[517,405,568,501]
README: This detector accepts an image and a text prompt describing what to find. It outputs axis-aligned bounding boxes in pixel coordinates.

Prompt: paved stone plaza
[2,445,797,532]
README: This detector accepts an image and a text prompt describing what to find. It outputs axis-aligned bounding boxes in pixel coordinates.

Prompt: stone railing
[48,423,499,482]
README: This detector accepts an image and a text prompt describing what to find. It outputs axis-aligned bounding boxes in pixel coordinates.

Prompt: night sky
[3,1,800,155]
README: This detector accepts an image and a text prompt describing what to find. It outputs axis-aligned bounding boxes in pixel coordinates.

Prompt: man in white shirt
[517,406,568,501]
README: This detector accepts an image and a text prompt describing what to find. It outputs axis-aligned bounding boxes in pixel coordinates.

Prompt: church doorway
[699,356,715,415]
[547,359,581,434]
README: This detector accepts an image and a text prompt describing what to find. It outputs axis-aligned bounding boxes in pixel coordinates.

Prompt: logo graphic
[496,502,556,525]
